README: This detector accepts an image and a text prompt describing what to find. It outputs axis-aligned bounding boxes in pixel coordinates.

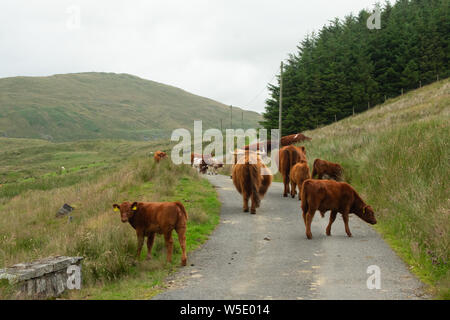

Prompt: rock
[56,204,74,218]
[0,256,83,299]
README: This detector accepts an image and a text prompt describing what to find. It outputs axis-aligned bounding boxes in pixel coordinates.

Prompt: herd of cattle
[113,133,376,266]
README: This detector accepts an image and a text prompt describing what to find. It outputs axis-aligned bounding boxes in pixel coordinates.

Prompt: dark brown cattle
[243,133,311,153]
[232,150,272,214]
[311,158,344,181]
[154,151,168,163]
[113,201,188,266]
[289,162,311,200]
[300,179,376,239]
[278,145,307,197]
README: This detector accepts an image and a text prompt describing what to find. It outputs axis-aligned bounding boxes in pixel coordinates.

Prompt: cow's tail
[259,166,272,197]
[247,162,261,208]
[300,180,309,214]
[175,201,188,221]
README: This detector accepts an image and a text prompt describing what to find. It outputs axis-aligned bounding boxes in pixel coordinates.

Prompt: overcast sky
[0,0,379,113]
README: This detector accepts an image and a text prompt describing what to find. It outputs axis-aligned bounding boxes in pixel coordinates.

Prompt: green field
[0,72,261,142]
[295,79,449,298]
[0,139,220,299]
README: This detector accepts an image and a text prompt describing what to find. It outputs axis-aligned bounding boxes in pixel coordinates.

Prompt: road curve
[153,175,427,300]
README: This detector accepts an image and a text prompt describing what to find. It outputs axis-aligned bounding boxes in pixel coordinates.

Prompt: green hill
[0,72,261,142]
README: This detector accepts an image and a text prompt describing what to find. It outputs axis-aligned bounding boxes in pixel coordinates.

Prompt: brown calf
[113,201,188,266]
[278,145,307,197]
[300,179,376,239]
[154,151,168,163]
[232,150,272,214]
[289,162,311,200]
[311,158,343,181]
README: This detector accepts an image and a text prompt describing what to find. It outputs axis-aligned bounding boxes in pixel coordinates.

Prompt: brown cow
[289,162,311,200]
[154,151,168,163]
[300,179,376,239]
[278,145,307,197]
[281,133,312,146]
[113,201,188,266]
[311,158,343,181]
[232,150,272,214]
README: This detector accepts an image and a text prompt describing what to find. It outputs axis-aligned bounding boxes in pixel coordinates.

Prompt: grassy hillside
[0,150,220,299]
[297,79,449,298]
[0,72,261,142]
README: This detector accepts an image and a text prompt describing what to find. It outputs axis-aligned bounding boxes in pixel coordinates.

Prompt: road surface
[154,175,427,300]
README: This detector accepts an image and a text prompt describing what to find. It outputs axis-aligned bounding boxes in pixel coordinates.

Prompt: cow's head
[360,205,377,225]
[113,202,138,223]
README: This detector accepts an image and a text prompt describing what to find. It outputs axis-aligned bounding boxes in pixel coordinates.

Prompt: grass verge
[0,157,220,300]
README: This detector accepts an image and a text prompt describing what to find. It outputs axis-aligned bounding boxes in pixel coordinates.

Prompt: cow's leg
[146,232,156,260]
[164,232,174,263]
[342,211,352,237]
[176,227,187,266]
[305,210,316,239]
[326,211,337,236]
[311,168,317,179]
[250,192,258,214]
[290,181,297,198]
[136,232,145,259]
[243,193,249,212]
[283,178,290,197]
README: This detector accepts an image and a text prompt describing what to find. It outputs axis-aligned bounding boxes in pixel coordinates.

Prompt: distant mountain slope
[0,72,261,141]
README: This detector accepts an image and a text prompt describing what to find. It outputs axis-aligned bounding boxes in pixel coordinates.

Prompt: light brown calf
[289,162,311,200]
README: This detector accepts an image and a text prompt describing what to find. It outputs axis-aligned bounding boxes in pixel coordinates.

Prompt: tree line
[261,0,449,133]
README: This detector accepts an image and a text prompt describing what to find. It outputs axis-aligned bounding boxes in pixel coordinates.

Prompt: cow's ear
[113,204,120,212]
[131,202,138,211]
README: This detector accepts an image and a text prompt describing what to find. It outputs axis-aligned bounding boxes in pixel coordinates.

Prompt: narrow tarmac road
[154,175,427,300]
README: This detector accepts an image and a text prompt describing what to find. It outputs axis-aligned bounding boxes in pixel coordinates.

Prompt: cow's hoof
[326,231,331,236]
[250,211,256,215]
[244,208,249,212]
[283,194,288,198]
[146,256,152,261]
[347,233,352,237]
[181,259,187,266]
[306,233,312,239]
